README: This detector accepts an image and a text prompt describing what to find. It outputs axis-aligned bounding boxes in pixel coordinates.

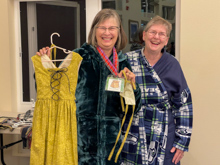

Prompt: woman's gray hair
[144,15,172,37]
[88,9,127,52]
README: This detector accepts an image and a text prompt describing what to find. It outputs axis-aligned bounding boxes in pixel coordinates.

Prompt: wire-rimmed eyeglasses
[147,30,167,39]
[96,26,120,33]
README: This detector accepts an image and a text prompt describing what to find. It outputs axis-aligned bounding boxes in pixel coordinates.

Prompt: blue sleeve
[171,87,193,151]
[154,53,193,151]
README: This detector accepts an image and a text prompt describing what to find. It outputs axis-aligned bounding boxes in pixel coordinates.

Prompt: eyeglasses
[96,26,119,33]
[147,30,167,39]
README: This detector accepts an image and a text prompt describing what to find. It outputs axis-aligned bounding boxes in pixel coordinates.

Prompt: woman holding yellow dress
[32,9,141,165]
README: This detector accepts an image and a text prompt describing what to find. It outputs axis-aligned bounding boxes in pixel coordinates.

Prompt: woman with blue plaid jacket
[121,16,193,165]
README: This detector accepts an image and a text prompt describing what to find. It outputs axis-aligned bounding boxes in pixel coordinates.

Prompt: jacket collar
[82,43,126,62]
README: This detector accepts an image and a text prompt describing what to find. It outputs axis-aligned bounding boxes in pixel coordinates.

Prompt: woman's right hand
[36,47,51,57]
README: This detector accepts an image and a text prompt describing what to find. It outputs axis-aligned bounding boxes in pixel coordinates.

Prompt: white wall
[85,0,101,41]
[0,0,13,112]
[180,0,220,164]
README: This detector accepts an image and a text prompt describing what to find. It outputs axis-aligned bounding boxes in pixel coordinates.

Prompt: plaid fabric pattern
[97,46,118,76]
[121,49,193,165]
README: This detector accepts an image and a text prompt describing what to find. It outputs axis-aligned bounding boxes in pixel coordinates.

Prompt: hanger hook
[50,32,60,45]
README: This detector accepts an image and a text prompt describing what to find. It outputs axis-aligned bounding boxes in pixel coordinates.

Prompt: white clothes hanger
[42,32,72,62]
[50,32,72,54]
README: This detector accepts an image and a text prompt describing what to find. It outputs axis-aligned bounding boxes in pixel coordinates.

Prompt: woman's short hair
[144,15,172,37]
[88,9,127,52]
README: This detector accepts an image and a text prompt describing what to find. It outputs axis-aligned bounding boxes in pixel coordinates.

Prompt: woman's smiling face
[95,17,119,54]
[143,24,169,53]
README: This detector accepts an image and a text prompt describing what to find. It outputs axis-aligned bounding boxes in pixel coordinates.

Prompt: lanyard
[97,46,118,77]
[108,70,136,163]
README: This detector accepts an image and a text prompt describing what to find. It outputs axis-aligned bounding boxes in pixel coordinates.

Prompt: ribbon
[97,46,118,77]
[48,68,71,101]
[108,70,136,163]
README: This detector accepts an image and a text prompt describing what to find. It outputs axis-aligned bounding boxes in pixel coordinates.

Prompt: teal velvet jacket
[74,43,141,165]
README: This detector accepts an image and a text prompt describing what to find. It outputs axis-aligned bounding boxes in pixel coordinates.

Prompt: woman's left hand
[118,67,136,84]
[171,147,184,164]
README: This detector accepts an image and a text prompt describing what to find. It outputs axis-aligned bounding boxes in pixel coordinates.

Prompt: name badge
[105,75,124,92]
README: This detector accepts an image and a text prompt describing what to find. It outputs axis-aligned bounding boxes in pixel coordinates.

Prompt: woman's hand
[118,67,136,84]
[36,47,51,57]
[171,147,184,164]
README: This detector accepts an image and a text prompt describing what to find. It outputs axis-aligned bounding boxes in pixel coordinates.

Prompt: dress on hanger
[30,52,82,165]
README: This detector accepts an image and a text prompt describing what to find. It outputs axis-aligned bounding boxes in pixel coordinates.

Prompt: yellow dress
[30,52,82,165]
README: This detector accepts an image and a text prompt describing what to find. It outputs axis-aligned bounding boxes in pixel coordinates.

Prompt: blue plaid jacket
[120,49,193,165]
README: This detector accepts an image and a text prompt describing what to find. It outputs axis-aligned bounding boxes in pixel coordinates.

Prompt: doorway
[19,1,85,102]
